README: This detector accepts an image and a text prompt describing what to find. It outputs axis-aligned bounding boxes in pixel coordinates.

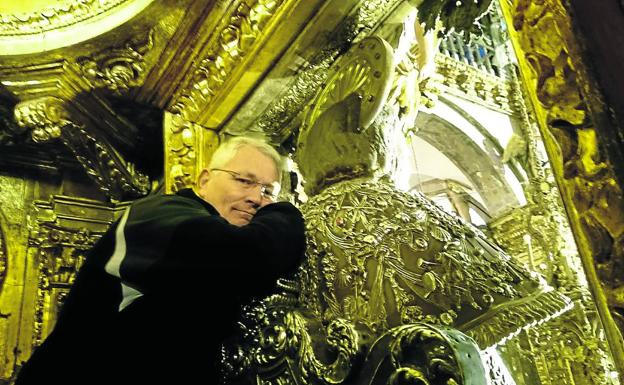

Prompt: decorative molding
[223,288,360,384]
[247,52,341,143]
[28,195,123,346]
[14,97,150,200]
[170,0,286,122]
[0,0,129,37]
[299,178,570,348]
[499,0,624,376]
[77,30,154,94]
[524,286,618,385]
[14,97,71,143]
[302,36,394,134]
[223,282,486,385]
[432,54,513,114]
[240,0,421,143]
[352,0,404,39]
[164,112,219,193]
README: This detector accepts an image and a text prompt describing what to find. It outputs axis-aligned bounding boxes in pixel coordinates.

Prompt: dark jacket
[16,188,306,385]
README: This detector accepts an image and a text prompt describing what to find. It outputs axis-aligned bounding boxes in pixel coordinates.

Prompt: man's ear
[197,168,211,189]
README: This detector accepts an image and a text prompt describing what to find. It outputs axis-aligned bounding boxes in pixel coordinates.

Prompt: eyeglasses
[211,168,281,201]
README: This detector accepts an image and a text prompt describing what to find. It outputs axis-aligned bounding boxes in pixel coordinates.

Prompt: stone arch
[414,109,520,216]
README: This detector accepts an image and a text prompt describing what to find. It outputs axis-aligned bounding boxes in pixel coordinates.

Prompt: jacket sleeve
[118,197,306,295]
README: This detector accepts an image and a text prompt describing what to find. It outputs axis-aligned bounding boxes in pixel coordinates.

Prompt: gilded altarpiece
[1,0,623,384]
[498,0,624,380]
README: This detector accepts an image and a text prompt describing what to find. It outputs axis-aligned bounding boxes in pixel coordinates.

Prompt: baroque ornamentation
[223,281,487,385]
[14,97,150,200]
[77,30,154,94]
[487,11,619,384]
[382,323,486,385]
[243,0,447,143]
[27,197,114,346]
[248,0,438,143]
[0,0,129,36]
[500,0,624,374]
[433,54,512,113]
[299,178,571,350]
[223,280,360,384]
[303,36,394,136]
[353,0,405,38]
[61,123,150,199]
[525,286,618,385]
[291,22,572,385]
[165,113,199,192]
[248,27,351,143]
[164,112,219,193]
[171,0,286,121]
[14,97,70,143]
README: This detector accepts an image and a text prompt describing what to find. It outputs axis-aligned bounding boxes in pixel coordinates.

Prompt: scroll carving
[78,30,154,94]
[171,0,286,121]
[14,97,150,200]
[223,285,360,385]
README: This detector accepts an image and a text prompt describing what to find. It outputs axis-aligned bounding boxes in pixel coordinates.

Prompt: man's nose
[246,185,263,207]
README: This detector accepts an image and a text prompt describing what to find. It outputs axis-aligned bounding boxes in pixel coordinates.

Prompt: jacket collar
[176,188,220,215]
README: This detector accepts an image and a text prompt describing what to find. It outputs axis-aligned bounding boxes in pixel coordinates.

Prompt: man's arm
[117,196,306,295]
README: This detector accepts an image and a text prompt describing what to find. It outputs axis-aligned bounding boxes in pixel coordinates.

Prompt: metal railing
[438,10,509,78]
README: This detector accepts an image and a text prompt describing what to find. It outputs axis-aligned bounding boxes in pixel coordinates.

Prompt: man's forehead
[226,146,278,181]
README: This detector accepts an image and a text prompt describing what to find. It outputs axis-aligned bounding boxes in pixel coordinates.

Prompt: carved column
[499,0,624,379]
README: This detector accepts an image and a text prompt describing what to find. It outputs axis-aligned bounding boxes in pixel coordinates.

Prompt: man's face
[197,145,279,226]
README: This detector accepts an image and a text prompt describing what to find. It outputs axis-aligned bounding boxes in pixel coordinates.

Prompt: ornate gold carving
[486,7,621,384]
[14,97,70,143]
[524,287,618,385]
[171,0,286,121]
[164,112,219,193]
[223,281,360,384]
[78,30,154,94]
[380,323,486,385]
[500,0,624,376]
[238,0,415,142]
[353,0,405,35]
[248,37,347,143]
[0,0,129,36]
[28,195,122,346]
[299,178,570,349]
[63,124,150,199]
[303,36,394,133]
[14,97,150,199]
[224,282,487,385]
[433,54,512,113]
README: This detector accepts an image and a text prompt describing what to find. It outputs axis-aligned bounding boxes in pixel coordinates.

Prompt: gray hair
[208,136,283,180]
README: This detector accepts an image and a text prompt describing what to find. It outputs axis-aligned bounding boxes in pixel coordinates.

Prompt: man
[16,137,306,384]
